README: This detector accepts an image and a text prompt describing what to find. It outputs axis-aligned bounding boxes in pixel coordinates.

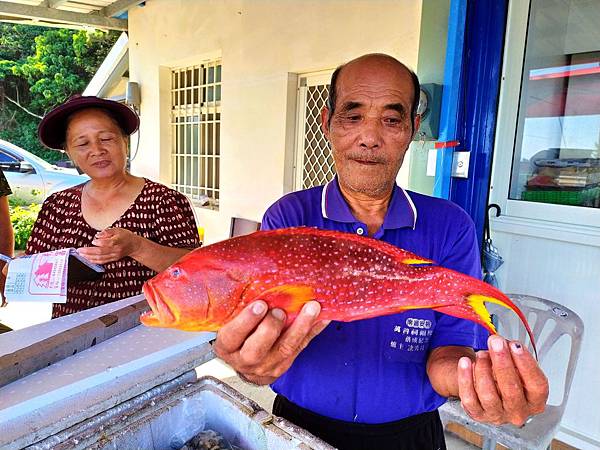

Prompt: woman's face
[65,108,128,180]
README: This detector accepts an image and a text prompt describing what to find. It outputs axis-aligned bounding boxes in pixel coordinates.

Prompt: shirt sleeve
[0,170,11,197]
[154,190,201,248]
[261,202,287,231]
[430,214,490,351]
[261,193,307,230]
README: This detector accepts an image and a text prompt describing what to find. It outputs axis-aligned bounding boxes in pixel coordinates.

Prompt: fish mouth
[142,281,176,326]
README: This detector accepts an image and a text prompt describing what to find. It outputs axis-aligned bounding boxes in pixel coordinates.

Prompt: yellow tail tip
[468,294,503,333]
[468,294,538,360]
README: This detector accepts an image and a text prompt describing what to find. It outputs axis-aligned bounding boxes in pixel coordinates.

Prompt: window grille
[294,73,335,190]
[171,60,221,209]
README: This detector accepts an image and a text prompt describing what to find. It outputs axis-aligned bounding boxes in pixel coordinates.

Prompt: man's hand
[77,228,141,264]
[213,300,330,385]
[457,335,548,426]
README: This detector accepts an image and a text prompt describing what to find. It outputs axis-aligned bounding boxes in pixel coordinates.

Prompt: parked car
[0,139,88,203]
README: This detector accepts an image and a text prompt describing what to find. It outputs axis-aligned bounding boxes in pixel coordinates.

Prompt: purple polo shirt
[261,177,489,424]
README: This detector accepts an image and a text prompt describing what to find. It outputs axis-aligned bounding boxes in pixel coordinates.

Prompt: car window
[0,151,21,172]
[0,140,54,170]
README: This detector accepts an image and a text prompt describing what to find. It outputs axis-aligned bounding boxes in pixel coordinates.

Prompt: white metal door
[293,71,335,191]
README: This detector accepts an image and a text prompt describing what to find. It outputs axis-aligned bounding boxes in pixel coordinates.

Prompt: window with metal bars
[294,73,336,190]
[170,60,221,209]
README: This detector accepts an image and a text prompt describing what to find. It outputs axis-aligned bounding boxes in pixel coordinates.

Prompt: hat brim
[38,96,140,150]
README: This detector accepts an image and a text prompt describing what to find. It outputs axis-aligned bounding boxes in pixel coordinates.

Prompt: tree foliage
[0,24,119,162]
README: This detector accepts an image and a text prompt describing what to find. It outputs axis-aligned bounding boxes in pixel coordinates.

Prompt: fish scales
[141,227,537,355]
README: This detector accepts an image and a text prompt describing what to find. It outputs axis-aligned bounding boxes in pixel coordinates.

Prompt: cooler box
[0,295,333,450]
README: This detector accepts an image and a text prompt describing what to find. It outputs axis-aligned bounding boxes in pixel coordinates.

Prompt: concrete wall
[128,0,424,244]
[408,0,449,196]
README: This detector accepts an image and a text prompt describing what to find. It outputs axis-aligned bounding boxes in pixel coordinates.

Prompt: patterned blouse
[0,169,11,197]
[26,179,200,318]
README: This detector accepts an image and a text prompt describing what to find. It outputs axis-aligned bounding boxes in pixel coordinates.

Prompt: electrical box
[414,83,443,141]
[126,81,141,108]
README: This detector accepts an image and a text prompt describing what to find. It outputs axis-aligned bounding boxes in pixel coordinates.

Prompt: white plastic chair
[439,294,584,450]
[229,217,260,238]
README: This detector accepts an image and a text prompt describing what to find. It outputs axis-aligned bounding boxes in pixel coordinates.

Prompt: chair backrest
[229,217,260,238]
[488,294,584,412]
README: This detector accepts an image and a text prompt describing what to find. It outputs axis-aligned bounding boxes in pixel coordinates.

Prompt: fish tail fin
[435,293,537,359]
[460,293,538,359]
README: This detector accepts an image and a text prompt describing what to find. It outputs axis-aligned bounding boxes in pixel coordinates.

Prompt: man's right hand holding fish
[214,300,329,386]
[192,54,548,449]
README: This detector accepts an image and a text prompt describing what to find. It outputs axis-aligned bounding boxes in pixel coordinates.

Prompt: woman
[27,95,200,318]
[0,168,14,329]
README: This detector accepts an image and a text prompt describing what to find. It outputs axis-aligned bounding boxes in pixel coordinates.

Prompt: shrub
[9,203,41,250]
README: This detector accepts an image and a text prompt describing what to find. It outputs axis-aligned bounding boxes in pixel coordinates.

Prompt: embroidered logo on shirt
[389,317,434,352]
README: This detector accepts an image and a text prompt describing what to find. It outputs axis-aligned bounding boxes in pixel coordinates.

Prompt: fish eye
[170,267,181,278]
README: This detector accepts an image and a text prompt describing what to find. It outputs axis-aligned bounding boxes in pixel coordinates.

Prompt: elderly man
[214,54,548,449]
[0,168,14,331]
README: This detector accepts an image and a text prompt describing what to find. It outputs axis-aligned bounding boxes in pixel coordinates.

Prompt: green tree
[0,25,119,162]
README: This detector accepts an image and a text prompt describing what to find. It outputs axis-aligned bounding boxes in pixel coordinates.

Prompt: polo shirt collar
[321,176,417,230]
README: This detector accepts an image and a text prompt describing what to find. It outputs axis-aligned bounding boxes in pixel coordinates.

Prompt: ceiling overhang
[0,0,145,31]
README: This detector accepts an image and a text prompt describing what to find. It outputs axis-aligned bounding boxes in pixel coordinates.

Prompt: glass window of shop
[510,0,600,209]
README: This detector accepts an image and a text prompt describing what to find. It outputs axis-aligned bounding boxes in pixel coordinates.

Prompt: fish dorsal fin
[259,284,316,314]
[261,227,435,265]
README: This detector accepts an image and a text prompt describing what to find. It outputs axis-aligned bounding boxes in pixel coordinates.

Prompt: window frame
[170,59,221,210]
[489,0,600,232]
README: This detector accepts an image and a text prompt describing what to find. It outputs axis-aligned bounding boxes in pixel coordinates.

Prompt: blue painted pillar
[434,0,508,248]
[433,0,467,200]
[450,0,508,247]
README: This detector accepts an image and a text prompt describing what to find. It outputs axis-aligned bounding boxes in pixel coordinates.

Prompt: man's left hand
[457,334,548,426]
[77,228,141,264]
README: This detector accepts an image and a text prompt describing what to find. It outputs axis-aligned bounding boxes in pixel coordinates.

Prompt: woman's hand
[78,228,191,272]
[78,227,141,264]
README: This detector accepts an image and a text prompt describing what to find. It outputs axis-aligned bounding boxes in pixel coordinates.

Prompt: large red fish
[141,227,536,354]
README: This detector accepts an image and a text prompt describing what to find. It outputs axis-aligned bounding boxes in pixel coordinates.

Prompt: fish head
[141,252,247,331]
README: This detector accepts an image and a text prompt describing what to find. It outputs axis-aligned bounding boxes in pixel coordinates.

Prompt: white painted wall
[127,0,423,244]
[489,220,600,450]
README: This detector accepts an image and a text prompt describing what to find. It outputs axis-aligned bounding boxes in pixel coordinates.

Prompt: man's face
[322,57,419,198]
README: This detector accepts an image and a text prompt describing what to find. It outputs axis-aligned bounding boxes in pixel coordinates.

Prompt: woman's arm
[78,185,201,272]
[0,195,14,305]
[77,228,193,272]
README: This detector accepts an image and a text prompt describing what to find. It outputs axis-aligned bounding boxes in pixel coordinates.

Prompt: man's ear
[321,107,331,139]
[412,114,422,140]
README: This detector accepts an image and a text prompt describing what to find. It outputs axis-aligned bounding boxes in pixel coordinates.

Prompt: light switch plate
[451,151,470,178]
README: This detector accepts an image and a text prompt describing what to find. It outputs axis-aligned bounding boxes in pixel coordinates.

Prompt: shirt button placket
[356,227,364,236]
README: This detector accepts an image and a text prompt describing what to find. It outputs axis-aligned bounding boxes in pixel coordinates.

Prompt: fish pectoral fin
[402,258,434,265]
[260,284,316,313]
[140,311,160,327]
